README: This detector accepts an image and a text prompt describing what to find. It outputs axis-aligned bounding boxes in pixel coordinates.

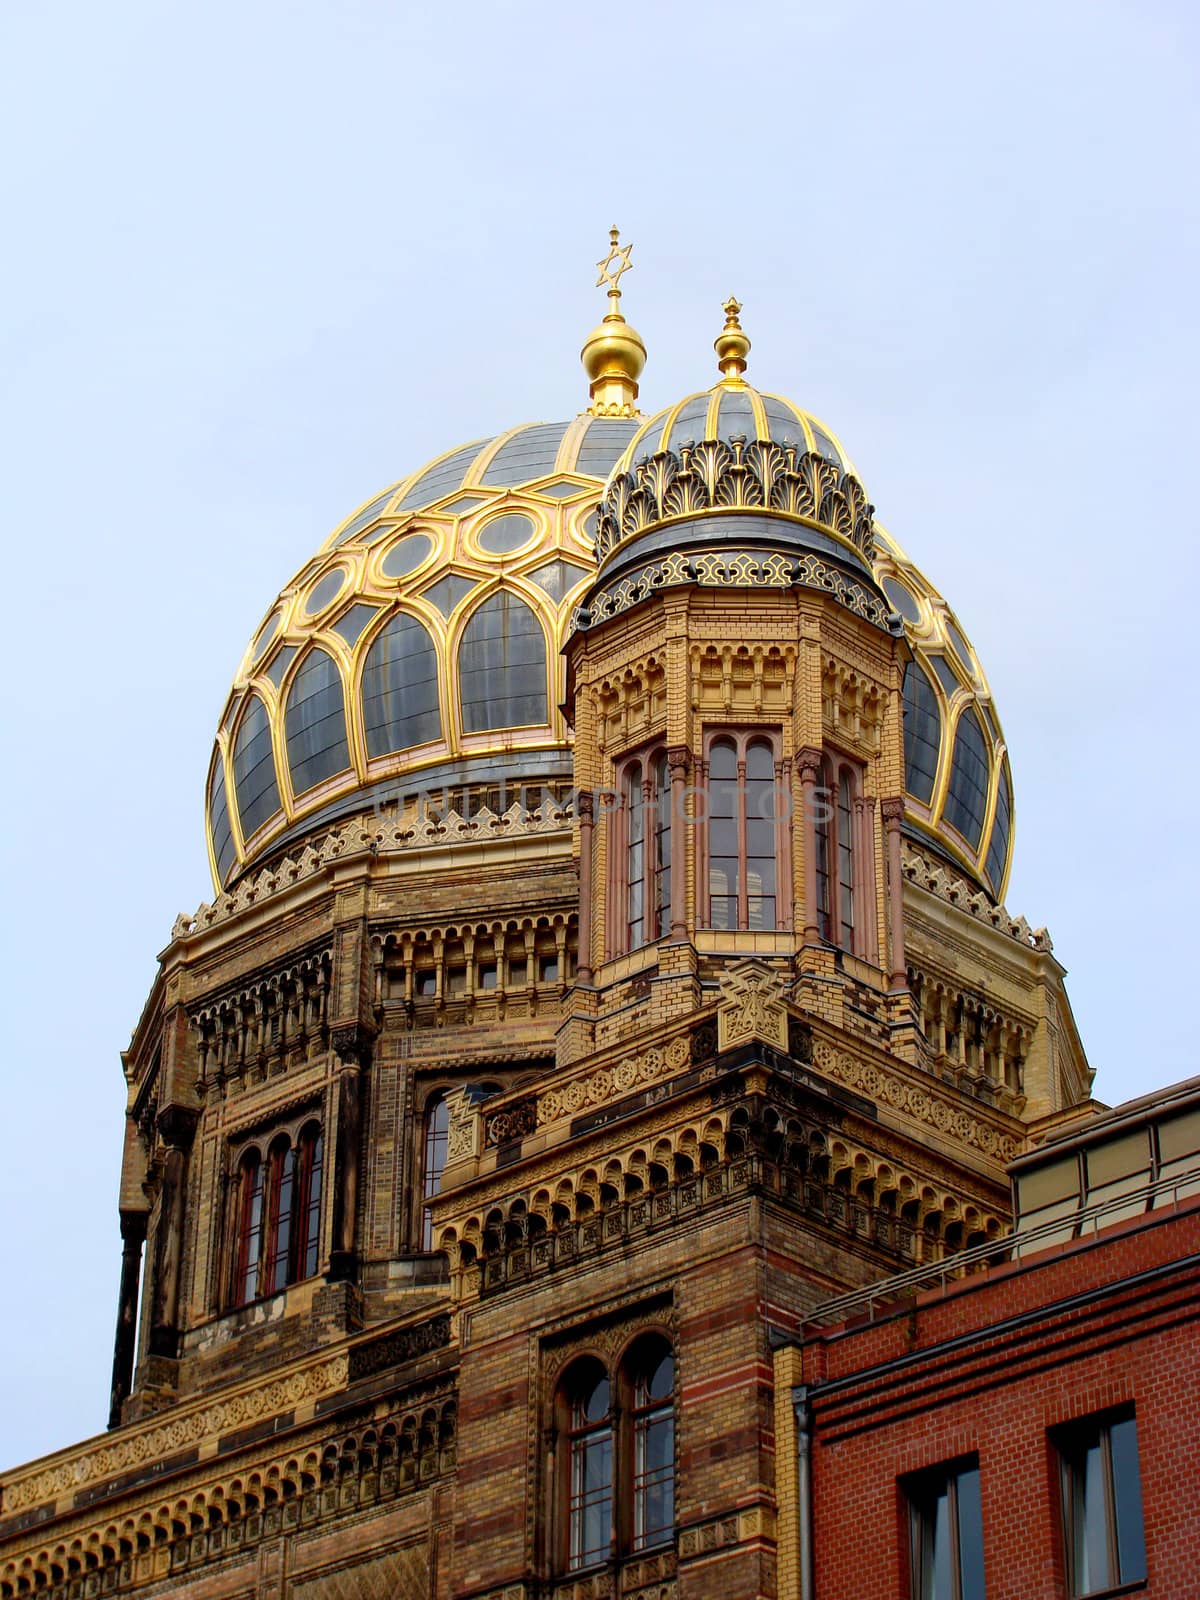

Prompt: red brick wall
[800,1206,1200,1599]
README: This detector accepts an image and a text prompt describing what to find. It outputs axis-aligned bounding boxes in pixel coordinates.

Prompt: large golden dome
[206,296,1013,903]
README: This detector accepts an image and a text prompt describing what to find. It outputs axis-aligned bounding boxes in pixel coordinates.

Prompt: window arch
[284,647,351,796]
[612,748,672,954]
[458,590,548,732]
[229,1120,324,1307]
[422,1095,450,1251]
[361,611,442,757]
[703,731,787,931]
[554,1336,676,1574]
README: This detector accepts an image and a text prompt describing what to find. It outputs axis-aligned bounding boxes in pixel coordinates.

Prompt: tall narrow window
[652,751,671,940]
[296,1123,323,1279]
[264,1140,295,1296]
[707,738,740,930]
[236,1150,265,1306]
[815,756,860,953]
[746,739,777,930]
[705,732,785,932]
[632,1350,674,1550]
[837,770,855,948]
[906,1458,986,1600]
[568,1373,613,1571]
[422,1096,450,1250]
[625,761,645,950]
[1055,1410,1146,1595]
[614,750,672,954]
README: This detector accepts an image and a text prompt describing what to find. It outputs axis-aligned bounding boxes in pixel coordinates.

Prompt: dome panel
[480,424,572,487]
[331,603,379,649]
[574,418,640,476]
[903,662,941,806]
[232,693,282,841]
[944,707,990,849]
[883,577,921,625]
[459,592,547,732]
[716,386,756,439]
[362,612,441,758]
[284,648,351,796]
[304,569,347,617]
[395,439,491,512]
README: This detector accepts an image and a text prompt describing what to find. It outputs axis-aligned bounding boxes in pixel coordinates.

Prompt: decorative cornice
[571,547,891,636]
[595,436,874,563]
[174,801,574,943]
[902,841,1052,951]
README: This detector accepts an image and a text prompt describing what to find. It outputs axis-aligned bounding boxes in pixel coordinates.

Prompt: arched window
[231,1122,324,1308]
[284,647,351,796]
[944,708,990,850]
[815,756,862,953]
[630,1345,675,1551]
[264,1137,295,1297]
[422,1095,450,1251]
[361,611,441,757]
[566,1365,613,1571]
[458,591,548,732]
[704,731,786,931]
[295,1123,324,1280]
[232,693,281,842]
[554,1339,676,1574]
[613,750,673,954]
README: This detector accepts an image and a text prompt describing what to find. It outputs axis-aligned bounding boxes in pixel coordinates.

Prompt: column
[148,1107,197,1359]
[328,1024,371,1282]
[882,797,907,989]
[108,1209,148,1426]
[797,748,824,945]
[667,747,689,939]
[576,789,595,983]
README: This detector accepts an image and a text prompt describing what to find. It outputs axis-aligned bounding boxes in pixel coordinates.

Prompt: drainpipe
[793,1384,815,1600]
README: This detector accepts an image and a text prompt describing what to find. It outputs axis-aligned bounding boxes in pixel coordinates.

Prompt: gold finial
[715,295,751,383]
[581,225,646,419]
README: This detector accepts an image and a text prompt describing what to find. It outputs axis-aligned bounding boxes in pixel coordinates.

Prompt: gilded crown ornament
[581,225,646,419]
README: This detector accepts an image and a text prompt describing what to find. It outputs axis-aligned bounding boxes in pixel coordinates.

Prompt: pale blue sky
[1,0,1197,1468]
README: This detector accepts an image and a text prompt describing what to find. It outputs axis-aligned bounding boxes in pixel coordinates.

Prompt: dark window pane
[478,512,536,554]
[956,1467,986,1600]
[232,693,281,840]
[285,648,351,795]
[930,654,960,698]
[208,757,236,884]
[883,576,922,624]
[459,591,548,731]
[944,709,989,849]
[380,532,433,579]
[361,611,442,756]
[903,662,941,805]
[304,569,347,617]
[1110,1418,1147,1583]
[985,758,1012,891]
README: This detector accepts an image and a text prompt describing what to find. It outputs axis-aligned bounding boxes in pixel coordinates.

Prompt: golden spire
[715,295,751,383]
[581,226,646,418]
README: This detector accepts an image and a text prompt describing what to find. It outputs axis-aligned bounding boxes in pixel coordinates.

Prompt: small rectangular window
[905,1457,986,1600]
[538,955,559,985]
[1054,1409,1147,1596]
[507,958,527,987]
[415,969,437,998]
[477,962,498,990]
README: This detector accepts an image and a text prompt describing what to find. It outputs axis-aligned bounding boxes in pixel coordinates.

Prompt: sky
[1,0,1197,1470]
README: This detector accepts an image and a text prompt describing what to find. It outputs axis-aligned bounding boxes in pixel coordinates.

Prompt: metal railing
[798,1169,1199,1333]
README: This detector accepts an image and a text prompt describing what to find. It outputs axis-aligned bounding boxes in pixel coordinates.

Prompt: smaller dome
[610,384,857,487]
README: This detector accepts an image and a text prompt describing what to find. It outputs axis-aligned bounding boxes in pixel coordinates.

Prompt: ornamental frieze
[595,436,874,561]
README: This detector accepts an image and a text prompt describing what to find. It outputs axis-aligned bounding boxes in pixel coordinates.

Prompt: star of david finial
[595,225,634,298]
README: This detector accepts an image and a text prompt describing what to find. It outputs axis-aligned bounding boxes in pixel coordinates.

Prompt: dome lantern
[580,226,646,419]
